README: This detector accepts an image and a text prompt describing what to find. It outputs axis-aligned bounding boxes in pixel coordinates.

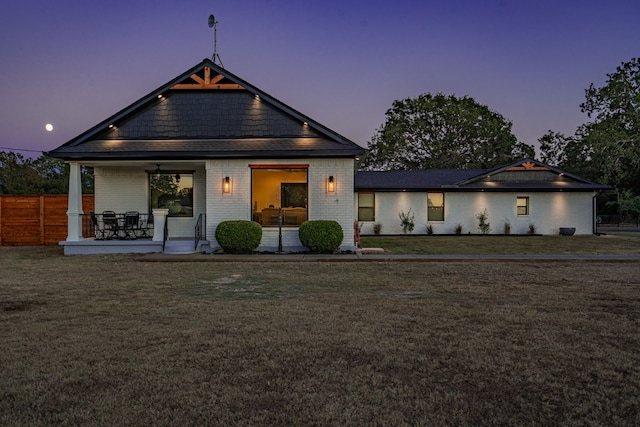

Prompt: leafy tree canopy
[539,58,640,196]
[362,93,534,170]
[0,151,93,195]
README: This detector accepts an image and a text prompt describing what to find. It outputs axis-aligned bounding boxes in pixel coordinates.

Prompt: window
[427,192,444,221]
[251,167,308,226]
[517,196,529,215]
[358,192,375,221]
[150,172,193,217]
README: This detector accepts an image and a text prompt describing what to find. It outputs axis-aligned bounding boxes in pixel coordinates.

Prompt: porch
[60,237,210,255]
[60,206,208,255]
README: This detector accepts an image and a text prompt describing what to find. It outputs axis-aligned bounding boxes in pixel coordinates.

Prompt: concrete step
[163,238,205,254]
[357,247,385,254]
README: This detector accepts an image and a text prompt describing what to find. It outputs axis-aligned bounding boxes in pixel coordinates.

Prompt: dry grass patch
[1,247,639,425]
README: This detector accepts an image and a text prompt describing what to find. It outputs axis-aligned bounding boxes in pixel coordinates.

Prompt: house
[48,59,365,254]
[49,59,610,255]
[354,159,611,236]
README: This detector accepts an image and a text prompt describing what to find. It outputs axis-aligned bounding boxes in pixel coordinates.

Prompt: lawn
[360,234,640,255]
[1,246,639,426]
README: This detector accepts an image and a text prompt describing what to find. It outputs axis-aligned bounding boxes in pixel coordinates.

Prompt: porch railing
[194,213,205,251]
[83,212,154,240]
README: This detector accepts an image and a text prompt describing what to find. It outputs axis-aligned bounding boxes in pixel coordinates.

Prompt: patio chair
[138,213,153,237]
[90,212,106,240]
[102,211,119,239]
[124,211,141,239]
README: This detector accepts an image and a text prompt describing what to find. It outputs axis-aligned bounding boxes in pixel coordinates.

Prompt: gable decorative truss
[170,66,245,90]
[506,161,549,171]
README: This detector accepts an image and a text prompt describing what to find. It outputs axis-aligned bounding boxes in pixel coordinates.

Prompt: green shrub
[298,220,343,253]
[476,209,491,234]
[426,224,434,235]
[399,209,415,234]
[503,218,511,235]
[373,223,383,235]
[215,220,262,254]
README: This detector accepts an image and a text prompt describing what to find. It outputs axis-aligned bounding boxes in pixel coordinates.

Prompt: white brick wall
[357,190,597,235]
[206,158,357,251]
[94,167,148,213]
[93,165,597,244]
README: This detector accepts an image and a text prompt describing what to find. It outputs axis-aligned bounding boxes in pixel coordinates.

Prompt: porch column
[152,209,169,242]
[66,161,83,241]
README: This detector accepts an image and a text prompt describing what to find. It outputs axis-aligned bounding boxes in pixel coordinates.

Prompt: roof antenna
[208,14,224,68]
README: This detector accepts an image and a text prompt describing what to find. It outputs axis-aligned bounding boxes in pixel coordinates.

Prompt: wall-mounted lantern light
[175,173,181,183]
[155,164,161,180]
[327,176,335,193]
[223,176,231,193]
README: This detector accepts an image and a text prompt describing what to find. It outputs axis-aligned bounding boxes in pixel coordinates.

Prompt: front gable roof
[355,159,611,192]
[48,59,364,160]
[453,158,611,191]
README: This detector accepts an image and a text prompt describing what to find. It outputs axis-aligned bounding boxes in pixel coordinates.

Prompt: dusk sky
[1,0,638,157]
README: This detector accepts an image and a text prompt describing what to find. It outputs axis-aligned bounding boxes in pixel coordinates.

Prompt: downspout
[592,191,600,235]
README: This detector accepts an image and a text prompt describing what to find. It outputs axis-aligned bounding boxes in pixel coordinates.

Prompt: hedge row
[215,220,343,254]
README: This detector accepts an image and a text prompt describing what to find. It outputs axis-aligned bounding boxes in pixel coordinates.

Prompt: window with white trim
[517,196,529,216]
[427,192,445,221]
[150,172,193,217]
[358,192,375,221]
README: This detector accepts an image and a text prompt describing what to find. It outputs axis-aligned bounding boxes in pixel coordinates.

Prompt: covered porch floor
[60,237,210,255]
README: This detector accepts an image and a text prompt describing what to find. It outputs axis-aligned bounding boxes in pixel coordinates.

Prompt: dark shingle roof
[98,91,321,140]
[355,159,612,192]
[48,59,365,160]
[355,169,485,191]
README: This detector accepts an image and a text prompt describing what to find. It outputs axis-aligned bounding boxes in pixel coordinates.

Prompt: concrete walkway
[137,252,640,263]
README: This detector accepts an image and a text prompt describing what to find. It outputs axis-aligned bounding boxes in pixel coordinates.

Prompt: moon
[45,123,53,132]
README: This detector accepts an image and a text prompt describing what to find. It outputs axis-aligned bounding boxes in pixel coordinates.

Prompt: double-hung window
[517,196,529,216]
[427,192,444,221]
[358,192,375,222]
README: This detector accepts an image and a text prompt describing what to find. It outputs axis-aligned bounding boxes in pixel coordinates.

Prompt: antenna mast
[208,14,224,67]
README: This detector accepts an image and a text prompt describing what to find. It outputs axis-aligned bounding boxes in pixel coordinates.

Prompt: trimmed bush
[215,220,262,254]
[298,220,343,253]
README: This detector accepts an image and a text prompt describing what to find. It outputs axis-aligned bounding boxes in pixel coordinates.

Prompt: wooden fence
[0,195,94,246]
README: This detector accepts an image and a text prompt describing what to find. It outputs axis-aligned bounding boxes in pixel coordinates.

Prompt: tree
[538,127,599,179]
[0,151,43,194]
[32,155,69,194]
[581,58,640,196]
[607,189,640,225]
[0,151,93,195]
[362,93,534,170]
[540,58,640,196]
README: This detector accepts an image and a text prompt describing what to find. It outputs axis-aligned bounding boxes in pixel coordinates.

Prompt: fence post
[40,196,45,245]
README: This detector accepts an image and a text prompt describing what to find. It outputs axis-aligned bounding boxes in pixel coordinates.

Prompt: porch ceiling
[76,160,206,169]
